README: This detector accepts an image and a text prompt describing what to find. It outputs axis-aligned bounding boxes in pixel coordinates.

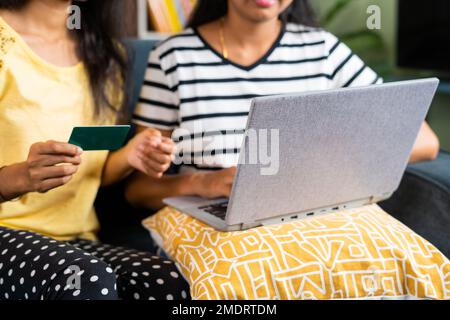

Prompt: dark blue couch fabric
[380,151,450,258]
[127,40,160,114]
[95,40,158,251]
[408,151,450,191]
[96,40,450,258]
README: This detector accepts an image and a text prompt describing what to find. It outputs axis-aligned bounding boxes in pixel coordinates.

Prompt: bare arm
[124,127,188,209]
[0,163,35,204]
[101,147,135,187]
[125,172,198,209]
[126,168,236,210]
[409,122,440,163]
[125,127,188,208]
[0,141,82,203]
[101,128,174,187]
[125,126,236,209]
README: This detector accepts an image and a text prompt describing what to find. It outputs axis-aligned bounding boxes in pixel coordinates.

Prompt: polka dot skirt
[0,227,190,300]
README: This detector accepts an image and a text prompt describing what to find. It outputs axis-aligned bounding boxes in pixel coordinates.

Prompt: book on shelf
[147,0,197,33]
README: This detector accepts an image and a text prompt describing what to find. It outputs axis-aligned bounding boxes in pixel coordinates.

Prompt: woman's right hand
[191,167,237,199]
[22,141,83,193]
[0,141,83,202]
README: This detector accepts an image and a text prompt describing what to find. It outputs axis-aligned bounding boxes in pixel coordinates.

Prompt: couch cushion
[143,205,450,300]
[407,151,450,192]
[380,152,450,258]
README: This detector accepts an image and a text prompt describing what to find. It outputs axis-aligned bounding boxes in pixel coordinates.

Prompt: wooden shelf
[138,31,171,41]
[136,0,171,40]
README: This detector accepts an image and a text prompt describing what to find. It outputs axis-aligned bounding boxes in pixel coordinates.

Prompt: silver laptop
[164,78,439,231]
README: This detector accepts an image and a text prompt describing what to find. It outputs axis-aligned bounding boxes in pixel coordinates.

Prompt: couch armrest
[380,151,450,258]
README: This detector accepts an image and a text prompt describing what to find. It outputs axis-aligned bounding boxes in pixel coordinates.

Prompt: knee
[115,256,190,300]
[48,255,119,300]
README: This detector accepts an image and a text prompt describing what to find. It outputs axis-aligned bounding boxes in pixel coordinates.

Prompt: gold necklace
[219,17,228,59]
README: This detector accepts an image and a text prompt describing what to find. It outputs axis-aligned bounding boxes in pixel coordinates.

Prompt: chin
[241,0,288,22]
[245,7,281,22]
[246,13,279,23]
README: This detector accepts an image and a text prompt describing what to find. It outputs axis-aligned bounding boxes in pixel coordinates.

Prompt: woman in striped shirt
[126,0,440,208]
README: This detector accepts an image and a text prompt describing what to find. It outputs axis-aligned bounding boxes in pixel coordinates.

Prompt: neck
[2,0,71,39]
[223,12,282,48]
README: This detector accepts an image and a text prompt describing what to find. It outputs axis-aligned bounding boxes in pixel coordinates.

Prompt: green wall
[314,0,450,151]
[314,0,397,57]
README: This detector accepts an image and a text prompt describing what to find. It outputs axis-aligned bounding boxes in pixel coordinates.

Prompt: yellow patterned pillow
[143,205,450,300]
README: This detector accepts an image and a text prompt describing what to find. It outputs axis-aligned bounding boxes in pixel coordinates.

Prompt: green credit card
[68,125,131,151]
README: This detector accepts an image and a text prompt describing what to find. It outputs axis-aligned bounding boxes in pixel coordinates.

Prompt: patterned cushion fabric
[143,205,450,300]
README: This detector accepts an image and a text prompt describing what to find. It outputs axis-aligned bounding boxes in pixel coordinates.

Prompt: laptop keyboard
[198,201,229,220]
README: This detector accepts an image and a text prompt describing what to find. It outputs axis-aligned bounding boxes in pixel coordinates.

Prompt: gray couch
[380,151,450,257]
[95,40,450,258]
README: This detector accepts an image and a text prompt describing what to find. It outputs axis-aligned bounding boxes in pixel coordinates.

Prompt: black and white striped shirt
[133,23,382,171]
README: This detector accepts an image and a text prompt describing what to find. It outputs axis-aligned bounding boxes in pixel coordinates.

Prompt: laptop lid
[225,78,439,225]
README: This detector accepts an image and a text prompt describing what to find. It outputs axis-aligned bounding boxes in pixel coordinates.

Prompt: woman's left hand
[125,128,175,178]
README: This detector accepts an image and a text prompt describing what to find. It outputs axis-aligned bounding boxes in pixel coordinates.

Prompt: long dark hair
[188,0,318,28]
[0,0,129,119]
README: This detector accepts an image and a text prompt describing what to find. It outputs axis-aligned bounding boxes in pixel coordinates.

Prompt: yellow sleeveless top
[0,17,116,240]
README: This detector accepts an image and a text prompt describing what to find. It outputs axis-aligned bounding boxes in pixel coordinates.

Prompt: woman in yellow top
[0,0,189,300]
